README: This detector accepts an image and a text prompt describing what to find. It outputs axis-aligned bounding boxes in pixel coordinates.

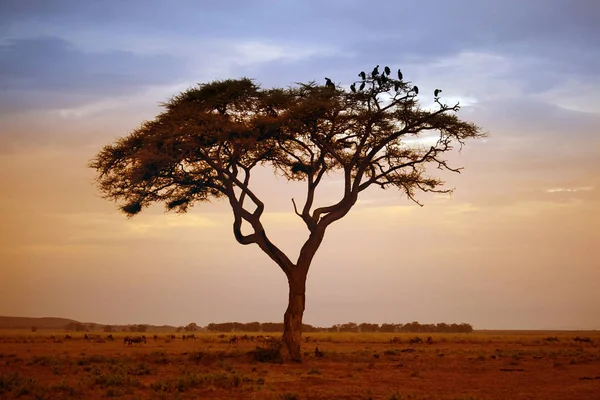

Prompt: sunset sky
[1,0,598,330]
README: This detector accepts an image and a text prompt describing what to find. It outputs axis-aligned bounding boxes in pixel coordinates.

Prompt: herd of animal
[45,333,596,347]
[46,333,286,347]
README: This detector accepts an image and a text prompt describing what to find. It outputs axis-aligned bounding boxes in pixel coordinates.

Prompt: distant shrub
[249,345,283,364]
[280,393,300,400]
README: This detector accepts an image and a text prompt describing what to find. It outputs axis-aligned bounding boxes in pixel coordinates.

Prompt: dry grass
[0,331,599,399]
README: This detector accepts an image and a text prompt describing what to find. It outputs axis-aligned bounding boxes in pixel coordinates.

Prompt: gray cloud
[0,36,185,111]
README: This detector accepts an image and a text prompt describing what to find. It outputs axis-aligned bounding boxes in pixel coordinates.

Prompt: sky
[0,0,599,330]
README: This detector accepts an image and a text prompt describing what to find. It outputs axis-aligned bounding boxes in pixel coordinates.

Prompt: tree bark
[282,271,307,362]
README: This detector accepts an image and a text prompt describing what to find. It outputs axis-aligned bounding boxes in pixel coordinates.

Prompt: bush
[248,346,283,364]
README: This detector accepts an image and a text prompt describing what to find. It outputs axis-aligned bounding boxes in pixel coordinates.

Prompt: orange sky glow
[0,1,598,330]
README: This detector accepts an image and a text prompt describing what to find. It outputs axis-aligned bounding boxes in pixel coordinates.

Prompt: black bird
[372,65,379,77]
[358,71,366,80]
[384,66,391,76]
[350,83,356,93]
[380,74,388,84]
[394,82,401,92]
[434,89,442,97]
[325,78,335,89]
[412,85,419,95]
[359,82,366,91]
[397,69,403,80]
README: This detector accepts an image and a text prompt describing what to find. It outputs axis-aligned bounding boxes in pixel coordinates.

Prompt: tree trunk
[282,271,307,362]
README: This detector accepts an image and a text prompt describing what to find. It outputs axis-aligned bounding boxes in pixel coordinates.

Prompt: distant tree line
[206,321,473,333]
[60,321,472,334]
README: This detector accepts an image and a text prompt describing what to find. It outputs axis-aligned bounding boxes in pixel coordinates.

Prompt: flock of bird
[325,65,442,99]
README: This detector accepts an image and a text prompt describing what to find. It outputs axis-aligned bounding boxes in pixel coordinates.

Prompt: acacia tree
[90,65,483,362]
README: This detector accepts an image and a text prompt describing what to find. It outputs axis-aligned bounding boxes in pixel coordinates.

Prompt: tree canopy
[92,71,481,264]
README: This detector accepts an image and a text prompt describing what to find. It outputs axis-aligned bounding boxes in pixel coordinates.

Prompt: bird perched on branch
[359,82,366,91]
[384,66,391,76]
[358,71,366,80]
[412,85,419,95]
[350,83,356,93]
[372,65,379,77]
[325,78,335,89]
[434,89,442,97]
[397,69,403,80]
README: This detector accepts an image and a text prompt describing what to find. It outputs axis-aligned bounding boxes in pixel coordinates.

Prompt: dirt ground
[0,332,599,399]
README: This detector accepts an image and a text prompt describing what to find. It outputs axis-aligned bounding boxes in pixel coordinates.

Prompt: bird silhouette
[394,82,401,92]
[359,82,366,91]
[350,83,356,93]
[412,85,419,95]
[384,66,391,76]
[325,78,335,89]
[358,71,366,80]
[397,69,403,80]
[372,65,379,77]
[434,89,442,97]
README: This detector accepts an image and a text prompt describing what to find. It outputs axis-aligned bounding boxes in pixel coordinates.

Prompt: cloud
[546,186,593,193]
[0,36,185,111]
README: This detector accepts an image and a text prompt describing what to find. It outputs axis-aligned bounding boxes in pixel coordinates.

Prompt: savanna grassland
[0,331,599,400]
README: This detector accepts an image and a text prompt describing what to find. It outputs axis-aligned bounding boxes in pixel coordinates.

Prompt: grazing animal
[186,334,196,340]
[153,335,158,341]
[305,336,312,343]
[544,336,559,342]
[426,336,433,345]
[106,334,114,341]
[64,334,72,340]
[228,335,238,347]
[218,334,226,339]
[315,346,324,357]
[409,337,422,345]
[263,335,277,346]
[125,335,147,346]
[574,336,593,344]
[390,336,400,344]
